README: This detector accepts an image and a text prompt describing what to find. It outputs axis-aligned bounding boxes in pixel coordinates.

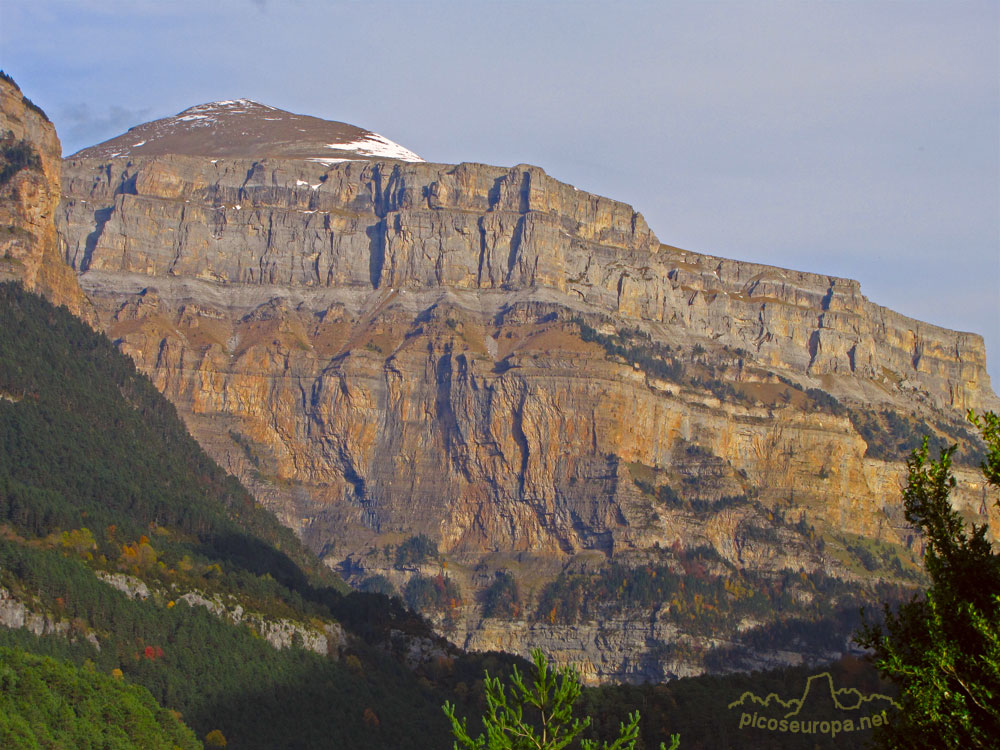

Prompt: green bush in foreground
[857,411,1000,748]
[0,645,200,749]
[444,648,680,750]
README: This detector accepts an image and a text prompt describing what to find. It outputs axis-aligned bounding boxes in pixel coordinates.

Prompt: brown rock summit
[0,73,91,318]
[71,99,422,164]
[57,102,998,682]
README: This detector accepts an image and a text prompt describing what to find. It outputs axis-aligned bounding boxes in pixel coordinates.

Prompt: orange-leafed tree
[204,729,227,748]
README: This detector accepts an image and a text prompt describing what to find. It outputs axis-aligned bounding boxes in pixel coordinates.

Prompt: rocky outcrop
[96,571,151,600]
[0,586,69,637]
[0,586,100,651]
[57,124,998,682]
[174,590,345,657]
[2,572,345,660]
[452,613,846,686]
[59,155,993,413]
[95,571,345,657]
[0,74,91,318]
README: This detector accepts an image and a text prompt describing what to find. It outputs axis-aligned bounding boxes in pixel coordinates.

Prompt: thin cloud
[58,103,151,156]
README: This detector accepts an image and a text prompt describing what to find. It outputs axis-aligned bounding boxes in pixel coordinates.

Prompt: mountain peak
[71,100,423,163]
[175,99,277,116]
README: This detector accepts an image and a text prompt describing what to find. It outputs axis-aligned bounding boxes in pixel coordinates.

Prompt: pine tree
[856,410,1000,748]
[443,648,680,750]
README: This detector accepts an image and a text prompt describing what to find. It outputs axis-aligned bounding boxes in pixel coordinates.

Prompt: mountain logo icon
[728,672,900,739]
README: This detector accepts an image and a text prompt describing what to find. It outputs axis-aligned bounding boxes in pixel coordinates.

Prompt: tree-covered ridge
[0,645,200,750]
[0,281,332,584]
[0,541,451,749]
[0,282,471,748]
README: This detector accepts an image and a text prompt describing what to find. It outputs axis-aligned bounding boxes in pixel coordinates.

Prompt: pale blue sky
[3,1,998,382]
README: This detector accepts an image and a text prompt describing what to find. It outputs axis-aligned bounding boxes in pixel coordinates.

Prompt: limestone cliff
[57,107,998,682]
[0,74,91,318]
[59,153,993,413]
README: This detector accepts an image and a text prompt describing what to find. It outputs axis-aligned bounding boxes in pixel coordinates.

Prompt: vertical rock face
[59,154,994,414]
[57,107,998,683]
[0,74,90,318]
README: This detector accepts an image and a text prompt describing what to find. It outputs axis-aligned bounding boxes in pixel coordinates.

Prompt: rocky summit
[71,99,423,164]
[56,100,998,682]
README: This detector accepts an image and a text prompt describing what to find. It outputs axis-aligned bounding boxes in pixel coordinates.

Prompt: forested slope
[0,281,479,748]
[0,645,200,749]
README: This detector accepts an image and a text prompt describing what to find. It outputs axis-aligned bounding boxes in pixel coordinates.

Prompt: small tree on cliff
[856,410,1000,748]
[443,648,680,750]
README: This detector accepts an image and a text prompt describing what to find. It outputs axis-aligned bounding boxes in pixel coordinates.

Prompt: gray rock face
[96,571,151,600]
[174,590,342,657]
[56,144,998,683]
[0,586,72,640]
[59,155,995,414]
[94,570,345,657]
[450,613,844,686]
[0,577,341,660]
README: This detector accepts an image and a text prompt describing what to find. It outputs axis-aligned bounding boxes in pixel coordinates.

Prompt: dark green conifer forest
[0,645,201,749]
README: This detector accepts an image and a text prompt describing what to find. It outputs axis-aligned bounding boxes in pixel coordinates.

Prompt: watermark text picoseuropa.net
[729,671,899,739]
[737,708,890,739]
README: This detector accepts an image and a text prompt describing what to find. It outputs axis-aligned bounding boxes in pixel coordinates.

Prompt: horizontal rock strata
[57,151,999,681]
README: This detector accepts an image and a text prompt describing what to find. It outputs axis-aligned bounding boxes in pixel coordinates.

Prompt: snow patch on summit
[324,133,423,163]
